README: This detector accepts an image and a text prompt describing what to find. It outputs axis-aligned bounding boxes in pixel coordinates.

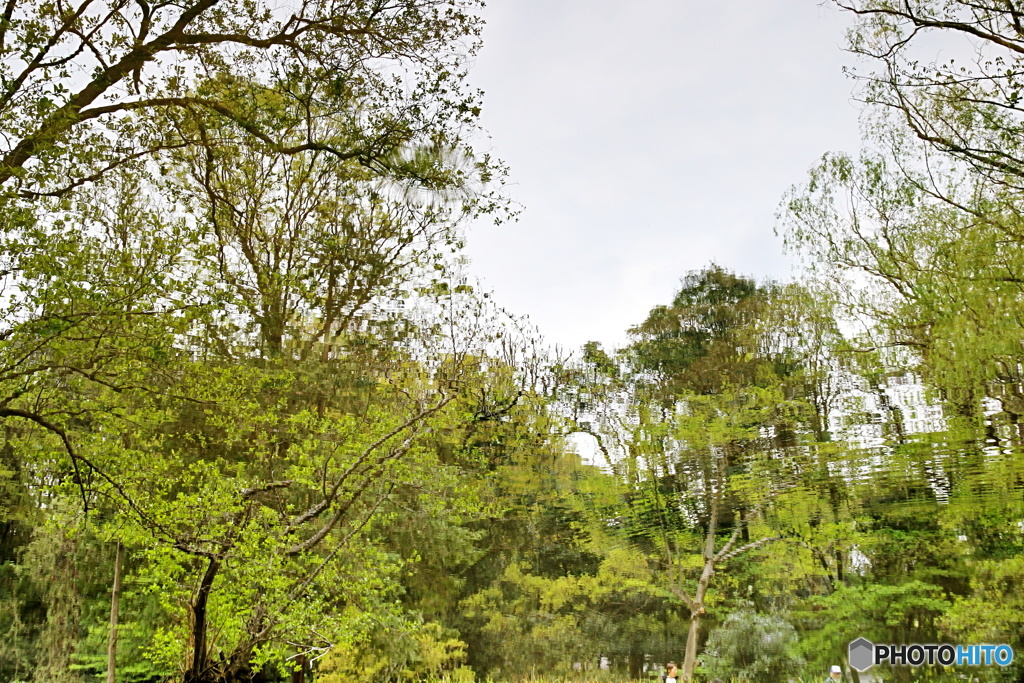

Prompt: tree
[626,266,768,399]
[834,0,1024,189]
[0,0,501,512]
[0,0,510,676]
[579,267,827,683]
[0,0,490,199]
[614,387,795,683]
[779,16,1024,673]
[780,136,1024,422]
[786,2,1024,422]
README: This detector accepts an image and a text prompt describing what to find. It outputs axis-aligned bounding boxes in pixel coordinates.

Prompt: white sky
[463,1,864,352]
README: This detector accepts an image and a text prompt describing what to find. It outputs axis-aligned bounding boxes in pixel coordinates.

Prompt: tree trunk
[185,557,221,683]
[628,650,643,680]
[291,653,307,683]
[681,513,717,683]
[106,540,123,683]
[681,610,703,683]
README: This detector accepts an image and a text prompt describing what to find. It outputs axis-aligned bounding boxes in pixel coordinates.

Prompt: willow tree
[779,133,1024,427]
[784,1,1024,421]
[780,8,1024,671]
[834,0,1024,187]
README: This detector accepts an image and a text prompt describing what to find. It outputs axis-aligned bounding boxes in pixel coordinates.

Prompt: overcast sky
[462,1,865,352]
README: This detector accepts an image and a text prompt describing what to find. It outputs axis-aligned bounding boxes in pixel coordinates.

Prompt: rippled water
[818,410,1024,557]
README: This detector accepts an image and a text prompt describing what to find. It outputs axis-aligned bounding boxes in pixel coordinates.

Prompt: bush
[703,610,802,682]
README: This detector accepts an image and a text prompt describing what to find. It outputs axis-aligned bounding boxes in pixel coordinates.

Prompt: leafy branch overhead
[0,0,492,197]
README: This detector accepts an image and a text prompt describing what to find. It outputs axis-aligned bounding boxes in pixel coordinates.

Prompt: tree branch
[716,536,782,563]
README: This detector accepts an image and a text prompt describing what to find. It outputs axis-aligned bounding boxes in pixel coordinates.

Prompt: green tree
[0,0,490,198]
[578,267,831,683]
[780,144,1024,421]
[784,1,1024,423]
[834,1,1024,188]
[0,0,510,676]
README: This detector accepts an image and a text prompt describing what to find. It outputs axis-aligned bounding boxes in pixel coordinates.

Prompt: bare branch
[717,536,782,563]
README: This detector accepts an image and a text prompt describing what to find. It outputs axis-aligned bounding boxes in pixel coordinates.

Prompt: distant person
[663,662,678,683]
[828,665,844,682]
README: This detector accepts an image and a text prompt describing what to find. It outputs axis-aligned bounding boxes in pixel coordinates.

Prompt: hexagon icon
[849,638,875,672]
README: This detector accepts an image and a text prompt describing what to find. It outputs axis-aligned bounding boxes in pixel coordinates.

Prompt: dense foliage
[1,1,1023,682]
